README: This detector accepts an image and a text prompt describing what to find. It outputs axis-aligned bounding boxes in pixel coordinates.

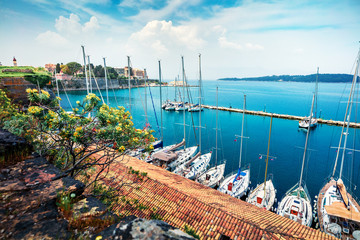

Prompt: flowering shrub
[1,88,155,185]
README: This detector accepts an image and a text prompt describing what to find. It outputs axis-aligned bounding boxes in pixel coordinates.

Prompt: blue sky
[1,0,360,79]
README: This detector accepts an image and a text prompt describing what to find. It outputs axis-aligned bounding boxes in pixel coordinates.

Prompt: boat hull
[317,179,360,239]
[218,169,250,199]
[197,163,226,188]
[277,184,312,227]
[247,180,276,211]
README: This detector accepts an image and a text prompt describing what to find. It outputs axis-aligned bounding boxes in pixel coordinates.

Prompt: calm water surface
[60,80,360,205]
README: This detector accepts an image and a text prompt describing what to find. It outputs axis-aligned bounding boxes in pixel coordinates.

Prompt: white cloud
[36,31,69,47]
[118,0,153,8]
[128,0,201,24]
[294,48,304,54]
[129,20,205,54]
[245,43,264,50]
[82,16,100,33]
[218,36,243,50]
[55,14,82,36]
[37,13,100,47]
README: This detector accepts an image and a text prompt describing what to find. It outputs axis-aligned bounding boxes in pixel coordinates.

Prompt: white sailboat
[277,94,315,227]
[316,47,360,239]
[218,95,250,199]
[154,57,198,169]
[173,54,211,179]
[299,68,319,128]
[163,77,179,111]
[197,86,225,188]
[247,115,276,211]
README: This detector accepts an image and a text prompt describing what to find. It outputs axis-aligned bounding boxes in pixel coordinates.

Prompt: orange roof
[95,154,336,240]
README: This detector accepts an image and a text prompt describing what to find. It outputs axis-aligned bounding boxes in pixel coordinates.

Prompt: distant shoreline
[218,73,353,83]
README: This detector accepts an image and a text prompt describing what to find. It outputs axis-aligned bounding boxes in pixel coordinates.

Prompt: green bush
[24,75,51,88]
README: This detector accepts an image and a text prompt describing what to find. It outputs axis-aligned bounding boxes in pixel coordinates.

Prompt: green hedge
[24,75,52,88]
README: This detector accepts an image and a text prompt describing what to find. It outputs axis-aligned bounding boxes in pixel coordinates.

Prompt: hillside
[218,73,354,83]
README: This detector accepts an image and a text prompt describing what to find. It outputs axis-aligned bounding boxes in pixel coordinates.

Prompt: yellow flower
[95,236,103,240]
[76,101,80,105]
[28,106,42,114]
[75,127,82,132]
[41,90,50,98]
[119,146,125,152]
[74,132,79,137]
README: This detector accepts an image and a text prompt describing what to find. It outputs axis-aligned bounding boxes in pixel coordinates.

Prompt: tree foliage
[1,88,155,188]
[66,62,82,76]
[218,74,354,83]
[92,65,119,79]
[56,63,61,73]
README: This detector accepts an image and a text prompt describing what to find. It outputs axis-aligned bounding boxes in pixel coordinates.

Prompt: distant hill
[218,74,354,83]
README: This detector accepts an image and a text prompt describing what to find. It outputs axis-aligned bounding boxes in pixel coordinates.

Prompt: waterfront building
[44,63,56,73]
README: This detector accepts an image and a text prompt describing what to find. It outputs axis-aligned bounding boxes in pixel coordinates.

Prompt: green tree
[56,63,61,73]
[107,67,119,79]
[61,65,70,75]
[66,62,82,76]
[94,65,104,77]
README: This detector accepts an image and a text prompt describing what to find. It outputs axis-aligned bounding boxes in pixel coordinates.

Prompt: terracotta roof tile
[91,155,337,240]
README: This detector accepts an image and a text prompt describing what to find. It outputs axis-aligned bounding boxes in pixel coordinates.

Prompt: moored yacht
[316,46,360,239]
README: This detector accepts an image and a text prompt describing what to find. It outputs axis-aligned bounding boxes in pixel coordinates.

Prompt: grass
[0,66,51,77]
[0,66,52,87]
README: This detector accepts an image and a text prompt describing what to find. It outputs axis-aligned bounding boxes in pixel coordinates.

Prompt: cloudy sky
[1,0,359,80]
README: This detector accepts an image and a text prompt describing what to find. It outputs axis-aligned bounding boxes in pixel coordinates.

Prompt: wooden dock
[201,105,360,128]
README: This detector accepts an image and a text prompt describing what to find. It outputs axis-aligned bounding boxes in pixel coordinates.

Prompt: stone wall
[55,78,159,91]
[0,77,36,104]
[0,128,32,168]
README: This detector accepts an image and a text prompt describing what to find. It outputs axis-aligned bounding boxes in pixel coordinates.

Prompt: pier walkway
[202,105,360,128]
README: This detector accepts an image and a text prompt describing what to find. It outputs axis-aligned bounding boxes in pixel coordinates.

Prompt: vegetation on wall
[0,66,52,87]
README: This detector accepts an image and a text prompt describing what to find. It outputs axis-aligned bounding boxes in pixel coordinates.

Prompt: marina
[59,80,360,208]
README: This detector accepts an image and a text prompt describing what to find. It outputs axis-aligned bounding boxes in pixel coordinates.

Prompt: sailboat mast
[144,68,148,125]
[339,51,360,179]
[239,95,246,168]
[174,76,177,102]
[182,56,186,149]
[264,114,273,196]
[103,57,109,105]
[299,93,315,191]
[315,67,319,119]
[158,61,163,142]
[332,47,360,178]
[87,55,92,93]
[127,56,131,114]
[81,46,89,95]
[199,54,202,154]
[216,86,219,166]
[55,71,61,107]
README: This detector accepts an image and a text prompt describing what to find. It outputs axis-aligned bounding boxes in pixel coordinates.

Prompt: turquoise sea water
[59,80,360,205]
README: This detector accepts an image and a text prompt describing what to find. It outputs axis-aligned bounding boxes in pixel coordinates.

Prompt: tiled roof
[97,154,336,240]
